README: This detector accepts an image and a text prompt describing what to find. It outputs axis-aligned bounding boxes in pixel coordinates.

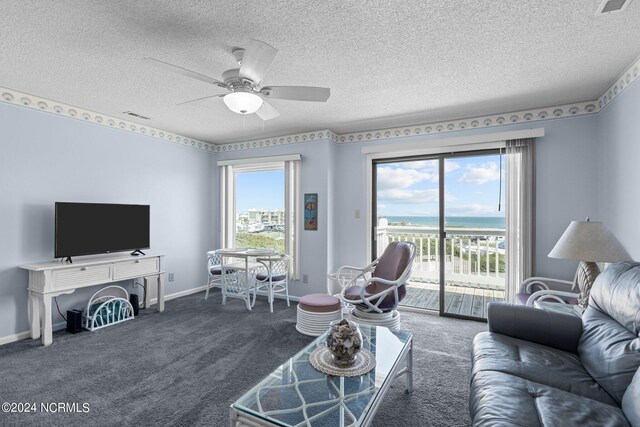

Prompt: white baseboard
[1,285,302,346]
[274,294,301,302]
[152,285,303,303]
[149,284,208,305]
[0,321,68,346]
[0,285,209,346]
[0,331,32,346]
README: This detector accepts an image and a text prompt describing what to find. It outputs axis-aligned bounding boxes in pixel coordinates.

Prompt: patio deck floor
[400,281,505,318]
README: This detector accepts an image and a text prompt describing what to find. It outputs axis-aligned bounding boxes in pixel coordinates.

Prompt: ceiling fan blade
[144,57,227,88]
[177,94,225,106]
[239,39,278,84]
[260,86,330,102]
[255,100,280,121]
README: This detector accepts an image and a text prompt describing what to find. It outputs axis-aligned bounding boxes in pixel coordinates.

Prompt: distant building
[236,209,285,232]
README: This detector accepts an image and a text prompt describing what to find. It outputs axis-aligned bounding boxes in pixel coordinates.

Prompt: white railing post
[485,237,490,276]
[495,240,499,277]
[467,238,472,275]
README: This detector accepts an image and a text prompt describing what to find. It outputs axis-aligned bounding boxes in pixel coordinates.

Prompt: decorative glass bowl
[326,319,363,367]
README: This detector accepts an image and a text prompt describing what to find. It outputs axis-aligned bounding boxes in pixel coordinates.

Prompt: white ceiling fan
[144,39,330,120]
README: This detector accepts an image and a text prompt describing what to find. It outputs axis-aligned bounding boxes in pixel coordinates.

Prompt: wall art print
[304,193,318,231]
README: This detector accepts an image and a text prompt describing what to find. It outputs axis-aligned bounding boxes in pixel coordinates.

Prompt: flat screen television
[55,202,150,260]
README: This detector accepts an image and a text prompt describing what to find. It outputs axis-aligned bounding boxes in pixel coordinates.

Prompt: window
[219,155,300,278]
[235,167,285,253]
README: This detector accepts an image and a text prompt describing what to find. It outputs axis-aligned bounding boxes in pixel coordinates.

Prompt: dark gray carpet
[0,290,486,426]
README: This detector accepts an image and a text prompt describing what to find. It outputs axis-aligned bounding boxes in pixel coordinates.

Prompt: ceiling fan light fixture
[223,92,263,115]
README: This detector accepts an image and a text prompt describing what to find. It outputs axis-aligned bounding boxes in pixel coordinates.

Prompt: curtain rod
[217,153,301,166]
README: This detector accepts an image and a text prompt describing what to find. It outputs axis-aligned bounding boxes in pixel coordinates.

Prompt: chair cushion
[256,272,286,282]
[579,262,640,404]
[210,267,236,275]
[298,294,341,313]
[472,331,617,405]
[470,371,630,427]
[372,241,411,283]
[515,292,530,305]
[343,284,406,311]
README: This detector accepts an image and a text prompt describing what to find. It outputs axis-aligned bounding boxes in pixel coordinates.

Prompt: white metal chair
[337,241,416,329]
[205,250,223,300]
[253,254,290,313]
[515,277,579,307]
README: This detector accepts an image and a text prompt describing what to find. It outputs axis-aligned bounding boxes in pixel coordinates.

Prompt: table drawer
[113,258,160,280]
[52,265,112,288]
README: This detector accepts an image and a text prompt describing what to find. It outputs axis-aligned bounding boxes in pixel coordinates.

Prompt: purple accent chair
[338,241,416,314]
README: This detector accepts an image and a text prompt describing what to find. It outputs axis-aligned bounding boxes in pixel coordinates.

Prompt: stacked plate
[296,306,342,337]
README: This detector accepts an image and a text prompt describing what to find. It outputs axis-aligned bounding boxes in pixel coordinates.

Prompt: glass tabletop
[218,248,278,257]
[232,325,412,427]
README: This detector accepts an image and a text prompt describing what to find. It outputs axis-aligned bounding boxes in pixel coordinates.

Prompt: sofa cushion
[579,262,640,404]
[473,332,617,406]
[470,371,630,427]
[622,368,640,427]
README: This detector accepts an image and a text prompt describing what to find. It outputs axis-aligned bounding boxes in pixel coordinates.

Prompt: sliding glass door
[373,158,442,311]
[373,150,506,320]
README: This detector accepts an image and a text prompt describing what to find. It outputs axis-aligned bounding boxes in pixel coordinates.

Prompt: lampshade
[548,220,631,262]
[223,92,263,115]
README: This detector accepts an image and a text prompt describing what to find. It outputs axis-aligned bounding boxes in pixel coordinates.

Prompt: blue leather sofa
[470,262,640,426]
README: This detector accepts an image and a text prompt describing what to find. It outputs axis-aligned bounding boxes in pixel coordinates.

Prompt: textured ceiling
[1,0,639,144]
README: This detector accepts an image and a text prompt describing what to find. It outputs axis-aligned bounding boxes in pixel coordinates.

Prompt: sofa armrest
[487,302,583,353]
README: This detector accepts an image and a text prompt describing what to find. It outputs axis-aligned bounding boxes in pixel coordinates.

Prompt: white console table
[20,254,165,346]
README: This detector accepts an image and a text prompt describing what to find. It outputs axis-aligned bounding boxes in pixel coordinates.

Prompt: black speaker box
[130,293,140,316]
[66,309,82,334]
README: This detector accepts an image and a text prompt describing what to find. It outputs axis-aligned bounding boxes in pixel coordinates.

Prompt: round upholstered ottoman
[296,294,342,336]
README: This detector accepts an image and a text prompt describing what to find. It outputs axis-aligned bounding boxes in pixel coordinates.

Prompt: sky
[234,154,505,217]
[235,169,284,212]
[377,154,506,217]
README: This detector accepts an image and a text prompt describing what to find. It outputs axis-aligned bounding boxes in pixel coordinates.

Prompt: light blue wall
[0,102,213,340]
[331,116,601,281]
[4,77,633,341]
[597,79,640,260]
[211,139,335,297]
[211,114,601,289]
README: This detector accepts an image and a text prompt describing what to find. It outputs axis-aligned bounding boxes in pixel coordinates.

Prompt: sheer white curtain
[219,165,235,249]
[505,138,535,302]
[285,159,301,279]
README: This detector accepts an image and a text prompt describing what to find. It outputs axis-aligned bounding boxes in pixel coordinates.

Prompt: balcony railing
[377,223,506,290]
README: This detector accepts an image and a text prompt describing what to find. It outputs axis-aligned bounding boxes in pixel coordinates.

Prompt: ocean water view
[384,216,505,229]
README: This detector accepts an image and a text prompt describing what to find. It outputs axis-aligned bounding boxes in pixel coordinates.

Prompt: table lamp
[548,218,631,309]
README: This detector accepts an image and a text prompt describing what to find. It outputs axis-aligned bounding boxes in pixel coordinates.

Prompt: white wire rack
[83,285,135,331]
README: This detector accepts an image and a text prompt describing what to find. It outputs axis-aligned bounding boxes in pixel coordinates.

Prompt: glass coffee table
[230,325,413,427]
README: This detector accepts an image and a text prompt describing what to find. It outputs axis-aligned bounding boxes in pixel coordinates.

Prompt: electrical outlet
[168,273,175,282]
[302,274,308,284]
[355,209,361,219]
